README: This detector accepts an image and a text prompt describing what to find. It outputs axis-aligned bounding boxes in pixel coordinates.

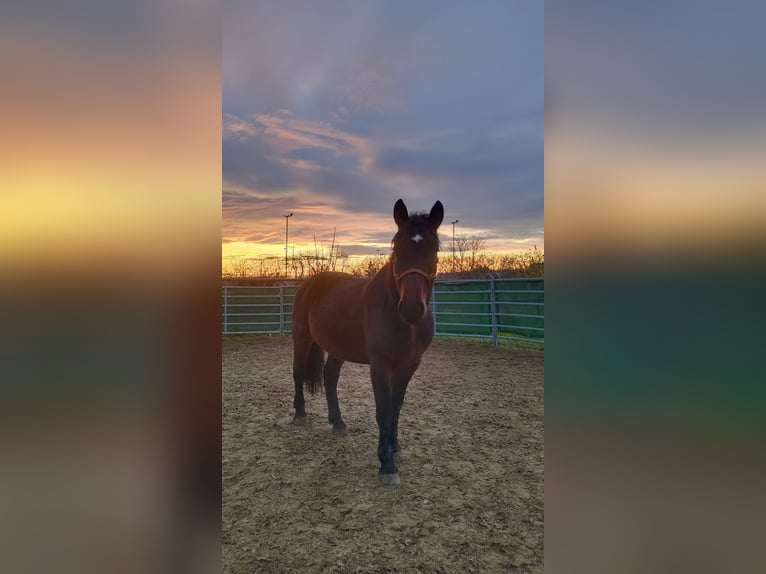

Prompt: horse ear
[393,199,409,227]
[428,201,444,229]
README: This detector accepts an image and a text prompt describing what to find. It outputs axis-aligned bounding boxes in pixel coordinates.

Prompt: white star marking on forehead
[412,233,423,243]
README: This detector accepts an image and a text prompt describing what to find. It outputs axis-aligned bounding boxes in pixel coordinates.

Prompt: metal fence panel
[222,285,296,335]
[493,278,544,344]
[432,278,543,344]
[222,277,543,345]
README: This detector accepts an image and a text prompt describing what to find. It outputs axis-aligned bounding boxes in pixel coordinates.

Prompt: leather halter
[393,267,436,286]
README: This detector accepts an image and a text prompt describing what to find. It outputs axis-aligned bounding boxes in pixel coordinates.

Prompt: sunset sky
[222,1,543,269]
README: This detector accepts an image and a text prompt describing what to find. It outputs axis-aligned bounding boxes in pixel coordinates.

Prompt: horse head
[391,198,444,324]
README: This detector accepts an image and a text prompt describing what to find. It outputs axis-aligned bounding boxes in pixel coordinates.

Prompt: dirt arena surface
[223,336,544,573]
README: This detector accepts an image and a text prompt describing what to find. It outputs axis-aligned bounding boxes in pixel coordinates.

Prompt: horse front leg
[370,364,399,486]
[391,364,417,458]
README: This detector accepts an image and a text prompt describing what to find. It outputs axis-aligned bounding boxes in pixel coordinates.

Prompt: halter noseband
[393,268,436,285]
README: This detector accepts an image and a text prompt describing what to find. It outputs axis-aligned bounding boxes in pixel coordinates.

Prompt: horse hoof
[291,415,306,425]
[332,425,348,435]
[379,473,401,486]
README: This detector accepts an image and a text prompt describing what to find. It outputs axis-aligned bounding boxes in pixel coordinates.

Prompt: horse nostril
[397,299,426,324]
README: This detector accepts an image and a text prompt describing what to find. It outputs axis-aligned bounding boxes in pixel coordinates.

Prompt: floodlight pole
[450,219,459,256]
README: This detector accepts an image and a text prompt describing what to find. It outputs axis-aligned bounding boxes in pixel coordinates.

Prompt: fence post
[279,284,285,336]
[489,277,498,345]
[431,284,436,333]
[223,285,228,334]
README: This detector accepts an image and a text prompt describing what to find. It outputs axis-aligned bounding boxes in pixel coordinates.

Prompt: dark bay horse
[291,199,444,486]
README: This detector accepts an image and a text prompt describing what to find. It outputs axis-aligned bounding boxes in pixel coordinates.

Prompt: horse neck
[371,259,399,303]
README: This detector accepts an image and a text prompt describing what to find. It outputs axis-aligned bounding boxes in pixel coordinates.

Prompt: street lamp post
[450,219,459,273]
[284,213,293,277]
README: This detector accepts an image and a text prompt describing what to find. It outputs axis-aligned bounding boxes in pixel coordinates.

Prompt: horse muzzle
[397,297,426,324]
[395,270,433,324]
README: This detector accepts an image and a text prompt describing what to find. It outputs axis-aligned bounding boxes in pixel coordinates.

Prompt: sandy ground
[223,336,544,573]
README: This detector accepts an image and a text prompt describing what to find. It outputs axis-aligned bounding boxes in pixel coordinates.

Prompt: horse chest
[370,323,431,368]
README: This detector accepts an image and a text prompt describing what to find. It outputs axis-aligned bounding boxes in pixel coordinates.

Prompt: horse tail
[303,342,325,395]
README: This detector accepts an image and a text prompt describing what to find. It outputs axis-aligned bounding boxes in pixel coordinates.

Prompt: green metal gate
[222,278,543,345]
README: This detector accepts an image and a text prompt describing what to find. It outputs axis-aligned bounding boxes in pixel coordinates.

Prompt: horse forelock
[391,213,441,253]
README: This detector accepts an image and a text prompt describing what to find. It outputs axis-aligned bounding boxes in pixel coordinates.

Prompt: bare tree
[226,256,252,278]
[496,245,544,277]
[452,234,487,273]
[295,228,348,276]
[350,253,388,277]
[221,239,543,280]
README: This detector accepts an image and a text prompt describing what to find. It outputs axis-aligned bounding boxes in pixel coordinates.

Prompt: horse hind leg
[291,345,307,424]
[292,337,325,424]
[323,355,347,433]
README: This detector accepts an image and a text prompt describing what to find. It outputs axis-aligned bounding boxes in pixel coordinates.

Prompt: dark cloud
[222,117,543,246]
[222,136,294,192]
[371,113,544,232]
[223,1,543,252]
[374,135,542,183]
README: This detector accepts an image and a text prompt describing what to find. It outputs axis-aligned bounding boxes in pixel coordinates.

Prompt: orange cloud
[254,112,377,168]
